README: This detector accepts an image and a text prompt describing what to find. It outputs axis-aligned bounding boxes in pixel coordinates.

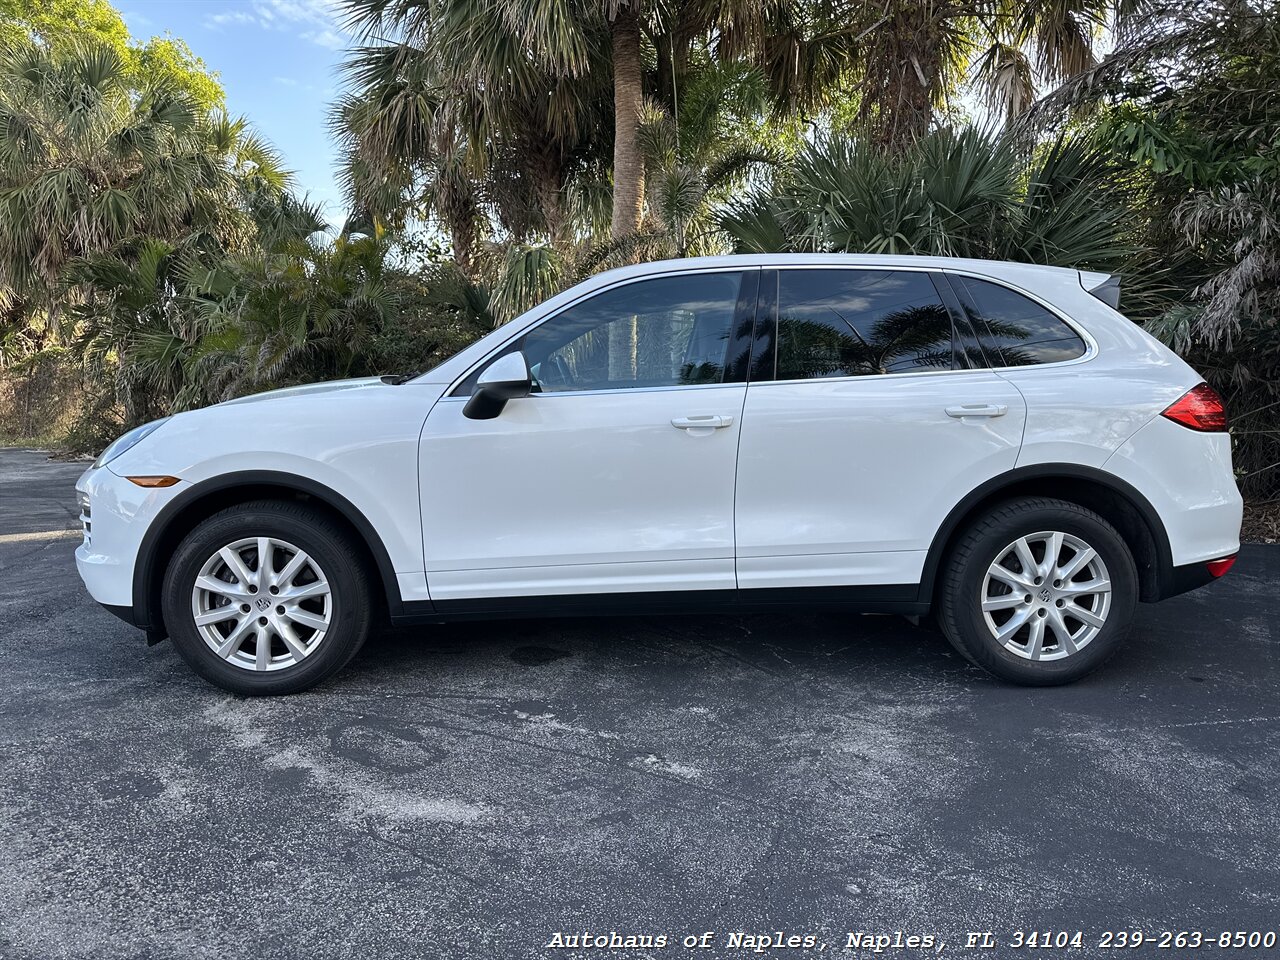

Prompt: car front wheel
[162,500,373,695]
[937,496,1138,685]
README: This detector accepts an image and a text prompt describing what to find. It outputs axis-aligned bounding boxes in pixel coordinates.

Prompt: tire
[936,496,1138,686]
[162,500,373,695]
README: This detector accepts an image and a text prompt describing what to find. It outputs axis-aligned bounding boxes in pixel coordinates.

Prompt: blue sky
[117,0,351,221]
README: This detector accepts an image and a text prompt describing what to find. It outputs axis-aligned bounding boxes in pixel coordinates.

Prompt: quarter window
[774,269,957,380]
[515,272,744,393]
[951,275,1087,366]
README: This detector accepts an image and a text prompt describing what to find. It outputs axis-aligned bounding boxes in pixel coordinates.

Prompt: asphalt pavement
[1,448,1277,960]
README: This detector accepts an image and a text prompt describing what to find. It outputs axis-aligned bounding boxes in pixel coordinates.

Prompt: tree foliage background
[1,0,1278,503]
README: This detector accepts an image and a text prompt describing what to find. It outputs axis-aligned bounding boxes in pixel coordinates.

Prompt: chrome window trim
[751,365,1015,389]
[437,381,745,402]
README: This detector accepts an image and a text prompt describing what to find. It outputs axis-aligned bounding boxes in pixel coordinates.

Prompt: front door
[734,267,1027,591]
[419,269,757,604]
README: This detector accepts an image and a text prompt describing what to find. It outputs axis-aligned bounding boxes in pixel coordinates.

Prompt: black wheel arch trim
[129,470,406,632]
[916,463,1176,605]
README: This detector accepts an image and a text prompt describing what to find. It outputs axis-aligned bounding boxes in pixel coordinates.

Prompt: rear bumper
[1103,416,1242,567]
[1156,559,1219,601]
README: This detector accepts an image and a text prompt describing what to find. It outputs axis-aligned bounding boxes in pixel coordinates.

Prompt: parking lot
[1,447,1278,959]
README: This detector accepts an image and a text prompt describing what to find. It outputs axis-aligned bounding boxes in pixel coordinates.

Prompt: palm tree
[336,0,860,249]
[67,238,194,422]
[720,126,1133,274]
[857,0,1120,146]
[334,0,615,265]
[0,39,290,353]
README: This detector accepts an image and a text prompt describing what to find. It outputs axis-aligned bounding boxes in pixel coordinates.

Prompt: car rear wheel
[937,497,1138,685]
[162,501,373,695]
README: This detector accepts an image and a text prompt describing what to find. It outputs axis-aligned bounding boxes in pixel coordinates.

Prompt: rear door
[733,267,1027,591]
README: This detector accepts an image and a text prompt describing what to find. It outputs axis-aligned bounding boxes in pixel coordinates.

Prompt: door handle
[671,414,734,431]
[945,404,1008,419]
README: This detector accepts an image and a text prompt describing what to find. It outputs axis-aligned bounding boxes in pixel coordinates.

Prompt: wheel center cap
[1038,588,1052,603]
[255,597,272,611]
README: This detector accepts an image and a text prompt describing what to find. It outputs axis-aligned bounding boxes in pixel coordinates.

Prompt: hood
[214,377,388,408]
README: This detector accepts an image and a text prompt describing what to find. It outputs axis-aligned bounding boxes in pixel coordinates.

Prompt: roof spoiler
[1080,270,1120,309]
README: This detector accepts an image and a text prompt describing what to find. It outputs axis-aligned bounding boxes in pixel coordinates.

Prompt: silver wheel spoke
[988,564,1034,591]
[1025,617,1046,659]
[279,580,328,602]
[995,606,1033,643]
[215,617,255,660]
[982,593,1026,612]
[1065,604,1106,629]
[195,606,240,627]
[195,575,249,601]
[257,538,273,581]
[254,624,272,670]
[1056,547,1096,583]
[274,550,307,588]
[286,608,328,631]
[218,547,256,588]
[1046,608,1078,654]
[1058,578,1110,598]
[1040,532,1064,578]
[1012,537,1038,578]
[278,622,309,662]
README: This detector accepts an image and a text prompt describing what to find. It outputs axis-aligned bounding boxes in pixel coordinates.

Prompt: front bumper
[74,464,188,624]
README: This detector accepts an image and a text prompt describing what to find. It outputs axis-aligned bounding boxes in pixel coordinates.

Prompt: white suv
[75,254,1242,694]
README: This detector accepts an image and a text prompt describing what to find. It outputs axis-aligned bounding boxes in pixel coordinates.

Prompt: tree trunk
[440,182,478,276]
[876,62,933,152]
[610,4,645,240]
[866,5,939,152]
[533,147,569,252]
[449,217,476,276]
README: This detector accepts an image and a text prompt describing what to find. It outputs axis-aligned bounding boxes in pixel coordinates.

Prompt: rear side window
[951,275,1087,366]
[774,269,956,380]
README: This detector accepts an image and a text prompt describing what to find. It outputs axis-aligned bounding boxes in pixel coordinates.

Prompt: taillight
[1161,383,1228,432]
[1206,555,1236,578]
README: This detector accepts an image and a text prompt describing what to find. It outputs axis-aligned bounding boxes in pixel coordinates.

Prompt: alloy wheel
[189,536,333,672]
[980,530,1112,661]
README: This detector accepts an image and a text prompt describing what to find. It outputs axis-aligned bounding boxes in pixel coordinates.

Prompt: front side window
[774,269,956,381]
[516,272,745,393]
[951,275,1087,366]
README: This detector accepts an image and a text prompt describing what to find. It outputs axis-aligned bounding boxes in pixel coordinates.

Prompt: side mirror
[463,351,532,420]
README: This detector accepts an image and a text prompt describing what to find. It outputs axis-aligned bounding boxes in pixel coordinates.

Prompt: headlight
[93,418,170,468]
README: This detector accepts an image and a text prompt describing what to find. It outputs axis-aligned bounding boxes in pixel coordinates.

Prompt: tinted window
[953,275,1087,366]
[775,270,955,380]
[516,272,744,392]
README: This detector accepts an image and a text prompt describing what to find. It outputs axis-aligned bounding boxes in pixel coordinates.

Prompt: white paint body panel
[88,377,445,606]
[1103,416,1242,565]
[71,253,1243,621]
[419,386,746,599]
[75,464,189,607]
[735,371,1026,588]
